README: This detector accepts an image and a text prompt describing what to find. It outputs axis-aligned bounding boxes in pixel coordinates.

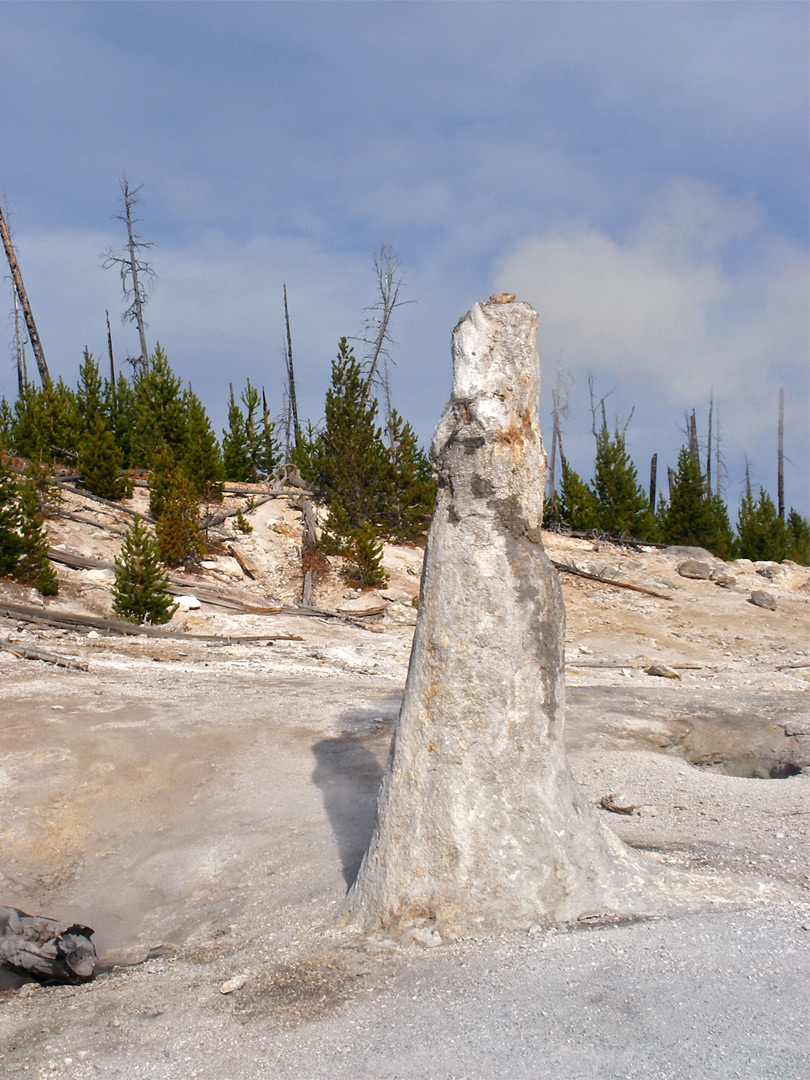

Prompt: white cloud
[495,178,807,408]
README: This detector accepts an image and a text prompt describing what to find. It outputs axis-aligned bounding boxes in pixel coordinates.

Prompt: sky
[1,1,807,519]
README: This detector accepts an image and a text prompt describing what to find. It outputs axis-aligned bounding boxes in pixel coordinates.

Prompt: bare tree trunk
[0,202,50,387]
[283,284,299,451]
[106,309,116,385]
[360,243,411,406]
[688,409,699,468]
[649,453,657,510]
[706,393,713,495]
[777,386,785,520]
[13,287,27,395]
[123,182,149,371]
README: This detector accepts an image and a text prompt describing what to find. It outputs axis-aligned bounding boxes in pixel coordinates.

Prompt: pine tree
[736,488,788,562]
[592,426,655,539]
[181,388,224,499]
[383,410,435,542]
[0,455,22,576]
[557,461,600,532]
[14,475,58,595]
[106,372,137,469]
[345,522,388,587]
[0,399,13,452]
[79,412,129,499]
[319,338,392,550]
[155,470,206,567]
[131,345,186,468]
[662,447,732,558]
[113,516,178,624]
[76,349,104,430]
[785,509,810,565]
[148,443,178,519]
[222,386,251,482]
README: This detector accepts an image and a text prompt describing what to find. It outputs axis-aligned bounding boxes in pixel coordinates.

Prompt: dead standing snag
[343,298,673,936]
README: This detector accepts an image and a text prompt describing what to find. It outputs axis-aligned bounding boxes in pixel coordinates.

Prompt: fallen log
[550,559,674,601]
[0,906,96,984]
[0,639,88,670]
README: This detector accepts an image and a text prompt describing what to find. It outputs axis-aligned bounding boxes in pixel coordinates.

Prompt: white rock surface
[343,300,674,936]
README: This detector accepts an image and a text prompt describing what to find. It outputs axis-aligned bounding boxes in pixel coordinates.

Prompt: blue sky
[1,1,807,518]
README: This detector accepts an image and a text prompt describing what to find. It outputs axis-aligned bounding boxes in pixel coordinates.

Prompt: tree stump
[342,299,668,936]
[0,906,96,984]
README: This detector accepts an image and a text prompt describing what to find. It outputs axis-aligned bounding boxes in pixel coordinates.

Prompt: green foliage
[79,413,130,500]
[736,488,789,562]
[106,373,137,469]
[592,427,656,539]
[556,461,600,532]
[222,386,252,482]
[113,516,178,624]
[148,443,177,519]
[288,421,325,488]
[154,471,206,568]
[0,456,23,576]
[14,474,59,595]
[786,509,810,565]
[222,381,279,482]
[11,379,81,464]
[661,447,732,558]
[131,345,186,467]
[233,507,253,534]
[382,410,435,542]
[0,399,15,452]
[181,388,224,499]
[344,522,388,587]
[0,458,57,594]
[77,350,104,429]
[319,338,391,550]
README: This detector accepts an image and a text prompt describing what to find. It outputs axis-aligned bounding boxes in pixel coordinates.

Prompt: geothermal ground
[0,486,808,1079]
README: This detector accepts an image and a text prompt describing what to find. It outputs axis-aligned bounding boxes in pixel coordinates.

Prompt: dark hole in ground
[688,757,802,780]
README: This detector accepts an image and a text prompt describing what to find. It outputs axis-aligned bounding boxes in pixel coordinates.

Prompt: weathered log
[0,906,96,984]
[0,639,89,670]
[550,559,674,601]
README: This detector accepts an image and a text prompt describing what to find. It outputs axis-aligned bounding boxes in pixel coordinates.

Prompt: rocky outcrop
[342,299,673,936]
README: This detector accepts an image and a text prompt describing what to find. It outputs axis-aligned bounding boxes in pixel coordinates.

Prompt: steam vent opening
[688,757,803,780]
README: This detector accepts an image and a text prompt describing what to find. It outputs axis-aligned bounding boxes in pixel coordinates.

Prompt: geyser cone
[342,299,669,936]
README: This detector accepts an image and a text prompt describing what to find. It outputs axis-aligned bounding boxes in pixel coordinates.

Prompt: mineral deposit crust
[344,300,680,935]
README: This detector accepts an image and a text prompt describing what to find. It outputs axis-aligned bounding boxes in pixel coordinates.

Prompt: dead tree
[777,386,785,520]
[13,285,28,395]
[706,393,713,496]
[357,243,412,419]
[0,201,50,387]
[102,177,155,373]
[106,308,116,385]
[649,452,657,509]
[283,283,300,452]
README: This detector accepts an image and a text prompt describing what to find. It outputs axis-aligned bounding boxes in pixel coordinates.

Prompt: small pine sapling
[113,516,178,624]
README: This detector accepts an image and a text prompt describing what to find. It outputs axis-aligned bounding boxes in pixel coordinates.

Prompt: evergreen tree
[0,398,15,452]
[785,509,810,565]
[557,460,600,532]
[113,516,178,624]
[736,488,788,562]
[155,470,206,567]
[345,521,388,587]
[148,443,178,519]
[592,426,655,539]
[9,381,79,464]
[382,410,435,541]
[181,388,224,499]
[78,412,129,499]
[662,447,732,558]
[222,386,252,482]
[76,349,104,430]
[319,338,392,551]
[289,421,325,489]
[14,475,58,595]
[0,455,22,576]
[131,345,186,468]
[106,372,137,469]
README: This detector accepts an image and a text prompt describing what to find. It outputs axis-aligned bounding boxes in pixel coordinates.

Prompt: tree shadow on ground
[311,717,392,887]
